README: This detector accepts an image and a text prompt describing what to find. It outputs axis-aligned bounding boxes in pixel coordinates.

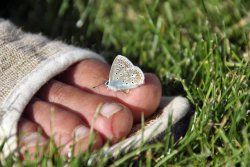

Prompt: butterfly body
[106,55,144,91]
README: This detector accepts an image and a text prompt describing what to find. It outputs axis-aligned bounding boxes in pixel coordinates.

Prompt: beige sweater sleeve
[0,19,104,157]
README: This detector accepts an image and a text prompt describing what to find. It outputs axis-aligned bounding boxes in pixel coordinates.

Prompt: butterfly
[105,55,145,91]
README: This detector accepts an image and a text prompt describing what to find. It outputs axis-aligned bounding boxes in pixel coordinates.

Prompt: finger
[23,98,103,155]
[18,118,48,160]
[36,80,133,143]
[57,59,162,122]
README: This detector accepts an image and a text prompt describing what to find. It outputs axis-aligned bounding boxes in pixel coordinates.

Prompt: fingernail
[20,132,46,148]
[61,126,90,157]
[72,125,90,141]
[100,103,123,118]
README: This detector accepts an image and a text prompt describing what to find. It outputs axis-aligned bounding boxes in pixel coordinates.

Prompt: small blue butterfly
[105,55,145,91]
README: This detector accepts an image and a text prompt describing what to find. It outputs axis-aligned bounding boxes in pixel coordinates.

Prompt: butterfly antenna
[92,80,107,89]
[92,83,103,89]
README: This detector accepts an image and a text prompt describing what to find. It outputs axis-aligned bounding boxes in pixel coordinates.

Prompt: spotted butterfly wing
[115,66,144,90]
[109,55,133,80]
[107,55,145,91]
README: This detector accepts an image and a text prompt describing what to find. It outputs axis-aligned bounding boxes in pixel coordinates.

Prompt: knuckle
[50,82,69,103]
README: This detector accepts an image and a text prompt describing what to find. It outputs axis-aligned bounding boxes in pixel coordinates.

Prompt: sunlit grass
[0,0,249,166]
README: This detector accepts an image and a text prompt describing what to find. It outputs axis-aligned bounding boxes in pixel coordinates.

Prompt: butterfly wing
[107,55,144,91]
[109,55,134,81]
[109,66,144,90]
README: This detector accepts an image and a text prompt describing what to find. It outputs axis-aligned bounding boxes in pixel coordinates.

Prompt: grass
[1,0,250,166]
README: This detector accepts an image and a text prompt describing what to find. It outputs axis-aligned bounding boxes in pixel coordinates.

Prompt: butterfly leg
[123,89,130,94]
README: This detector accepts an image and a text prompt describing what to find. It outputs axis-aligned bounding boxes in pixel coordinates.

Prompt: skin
[17,59,162,158]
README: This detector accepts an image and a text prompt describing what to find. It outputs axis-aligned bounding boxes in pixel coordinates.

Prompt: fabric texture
[0,19,191,159]
[0,19,104,157]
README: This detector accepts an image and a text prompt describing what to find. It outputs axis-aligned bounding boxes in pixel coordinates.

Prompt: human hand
[17,59,162,158]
